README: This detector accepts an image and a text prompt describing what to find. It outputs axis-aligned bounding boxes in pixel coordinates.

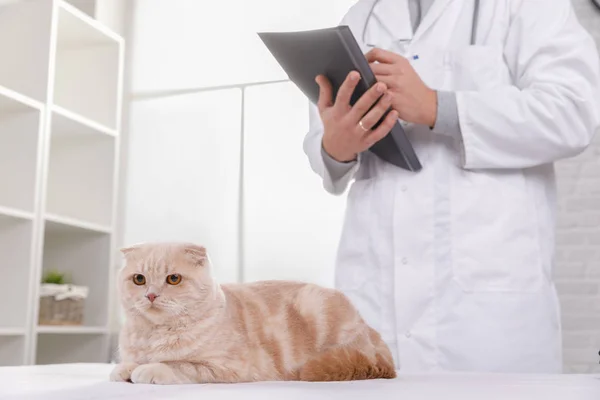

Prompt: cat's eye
[132,274,146,285]
[166,274,182,285]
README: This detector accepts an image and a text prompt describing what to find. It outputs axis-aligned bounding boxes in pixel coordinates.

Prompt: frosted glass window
[129,0,359,92]
[243,82,347,287]
[124,89,242,284]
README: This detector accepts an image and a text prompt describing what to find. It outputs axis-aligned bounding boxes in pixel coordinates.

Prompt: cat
[110,242,397,384]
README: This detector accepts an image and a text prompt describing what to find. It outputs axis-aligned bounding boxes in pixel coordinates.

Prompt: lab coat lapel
[411,0,457,43]
[369,0,413,46]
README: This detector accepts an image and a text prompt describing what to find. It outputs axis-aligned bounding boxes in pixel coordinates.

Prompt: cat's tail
[296,340,397,382]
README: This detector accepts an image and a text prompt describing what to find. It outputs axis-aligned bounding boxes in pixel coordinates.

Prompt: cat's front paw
[110,362,139,382]
[131,363,179,385]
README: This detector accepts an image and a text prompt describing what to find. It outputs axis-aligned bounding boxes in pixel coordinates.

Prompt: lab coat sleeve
[302,101,360,195]
[455,0,600,170]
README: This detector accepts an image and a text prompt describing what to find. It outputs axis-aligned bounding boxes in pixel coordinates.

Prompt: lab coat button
[401,185,407,192]
[405,331,412,338]
[402,257,408,265]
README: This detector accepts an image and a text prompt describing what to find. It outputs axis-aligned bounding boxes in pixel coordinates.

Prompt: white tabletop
[0,363,598,400]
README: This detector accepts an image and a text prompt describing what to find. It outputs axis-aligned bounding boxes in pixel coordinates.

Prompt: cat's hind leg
[296,344,396,382]
[291,285,397,381]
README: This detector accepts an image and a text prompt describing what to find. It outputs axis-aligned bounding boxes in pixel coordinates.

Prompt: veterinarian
[303,0,600,373]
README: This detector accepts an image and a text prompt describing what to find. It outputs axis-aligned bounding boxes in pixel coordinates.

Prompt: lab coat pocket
[450,170,543,293]
[442,45,507,91]
[335,177,374,291]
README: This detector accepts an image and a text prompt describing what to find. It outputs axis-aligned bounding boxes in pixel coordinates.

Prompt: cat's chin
[142,303,164,313]
[139,303,184,317]
[132,301,165,316]
[135,305,171,323]
[128,299,189,322]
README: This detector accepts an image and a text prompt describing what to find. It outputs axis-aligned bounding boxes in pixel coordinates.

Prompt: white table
[0,363,598,400]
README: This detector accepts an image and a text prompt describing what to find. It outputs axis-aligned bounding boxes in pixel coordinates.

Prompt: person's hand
[366,48,437,127]
[315,71,399,163]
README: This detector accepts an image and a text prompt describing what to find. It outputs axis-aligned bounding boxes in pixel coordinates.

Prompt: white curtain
[124,0,359,287]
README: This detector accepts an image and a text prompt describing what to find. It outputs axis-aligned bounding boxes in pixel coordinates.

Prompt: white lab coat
[303,0,600,373]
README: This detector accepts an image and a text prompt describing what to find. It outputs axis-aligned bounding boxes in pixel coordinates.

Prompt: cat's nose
[146,293,159,303]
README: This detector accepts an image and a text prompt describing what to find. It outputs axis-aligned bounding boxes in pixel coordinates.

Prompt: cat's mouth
[140,300,186,317]
[138,299,163,312]
[146,302,162,310]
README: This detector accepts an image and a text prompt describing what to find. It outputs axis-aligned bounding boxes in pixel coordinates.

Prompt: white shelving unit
[0,0,124,365]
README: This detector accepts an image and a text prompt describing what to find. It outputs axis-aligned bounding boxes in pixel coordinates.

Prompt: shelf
[46,110,116,227]
[0,328,26,336]
[37,325,107,334]
[36,332,108,364]
[0,217,34,329]
[0,206,35,222]
[0,85,43,112]
[0,0,123,367]
[0,91,42,214]
[58,0,123,45]
[45,213,111,235]
[0,0,53,102]
[62,0,97,18]
[41,223,111,327]
[53,0,122,129]
[52,105,117,137]
[0,336,26,366]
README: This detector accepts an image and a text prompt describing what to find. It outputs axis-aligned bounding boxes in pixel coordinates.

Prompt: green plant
[41,270,71,285]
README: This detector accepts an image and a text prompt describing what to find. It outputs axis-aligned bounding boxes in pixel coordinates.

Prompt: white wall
[555,0,600,374]
[123,0,358,286]
[242,82,347,285]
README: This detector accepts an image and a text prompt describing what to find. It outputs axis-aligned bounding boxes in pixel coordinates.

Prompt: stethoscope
[362,0,481,48]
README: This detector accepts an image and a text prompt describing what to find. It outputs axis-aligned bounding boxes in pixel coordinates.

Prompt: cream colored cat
[110,242,396,384]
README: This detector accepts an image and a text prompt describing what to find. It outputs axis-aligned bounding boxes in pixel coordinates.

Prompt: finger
[370,62,397,76]
[363,110,398,147]
[349,82,387,122]
[365,48,403,64]
[374,75,401,90]
[315,75,333,113]
[334,71,361,108]
[357,92,393,131]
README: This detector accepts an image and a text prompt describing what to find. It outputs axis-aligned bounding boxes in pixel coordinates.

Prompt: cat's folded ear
[120,243,142,257]
[183,244,207,266]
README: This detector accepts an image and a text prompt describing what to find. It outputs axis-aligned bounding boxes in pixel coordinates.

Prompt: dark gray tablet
[258,25,422,172]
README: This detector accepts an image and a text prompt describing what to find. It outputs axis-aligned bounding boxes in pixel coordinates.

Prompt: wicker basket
[38,284,88,326]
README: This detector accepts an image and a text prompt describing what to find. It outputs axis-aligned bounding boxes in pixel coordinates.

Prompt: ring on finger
[358,119,370,132]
